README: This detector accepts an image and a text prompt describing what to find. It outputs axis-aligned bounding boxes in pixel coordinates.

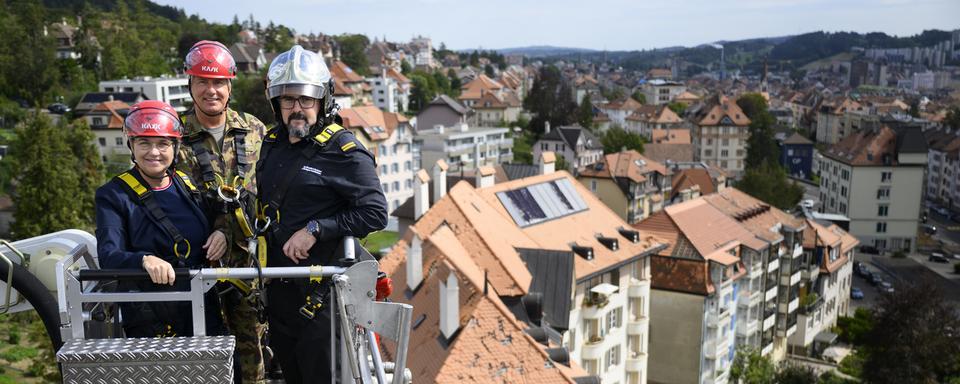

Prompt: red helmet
[124,101,183,139]
[184,40,237,79]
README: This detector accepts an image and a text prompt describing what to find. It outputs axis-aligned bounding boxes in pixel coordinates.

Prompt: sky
[155,0,960,51]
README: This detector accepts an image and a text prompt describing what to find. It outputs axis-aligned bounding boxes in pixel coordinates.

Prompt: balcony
[767,258,780,273]
[793,244,804,258]
[628,282,649,298]
[749,263,764,278]
[625,354,646,373]
[737,318,759,337]
[781,270,802,286]
[627,317,648,335]
[764,285,778,302]
[801,263,820,281]
[763,309,777,330]
[704,339,719,359]
[581,338,606,360]
[761,342,774,356]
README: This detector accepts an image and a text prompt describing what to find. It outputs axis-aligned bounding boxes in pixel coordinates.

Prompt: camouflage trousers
[221,286,267,384]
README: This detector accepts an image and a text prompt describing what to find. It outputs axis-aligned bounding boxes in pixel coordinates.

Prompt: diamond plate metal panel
[57,336,235,384]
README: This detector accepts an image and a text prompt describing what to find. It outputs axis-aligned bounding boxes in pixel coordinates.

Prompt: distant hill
[539,29,958,75]
[490,46,598,58]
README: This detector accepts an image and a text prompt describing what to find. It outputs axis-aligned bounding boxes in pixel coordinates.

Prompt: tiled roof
[229,42,262,64]
[822,126,900,166]
[782,132,814,145]
[664,199,766,256]
[643,144,694,164]
[339,106,392,141]
[90,100,131,129]
[702,188,805,244]
[475,172,667,281]
[330,60,365,83]
[671,169,716,197]
[651,128,690,144]
[540,125,603,150]
[378,226,578,383]
[695,95,750,126]
[601,97,645,112]
[427,95,469,116]
[579,150,668,184]
[459,74,503,101]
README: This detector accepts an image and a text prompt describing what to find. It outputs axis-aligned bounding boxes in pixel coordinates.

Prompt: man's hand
[203,230,227,261]
[282,227,316,264]
[142,255,175,285]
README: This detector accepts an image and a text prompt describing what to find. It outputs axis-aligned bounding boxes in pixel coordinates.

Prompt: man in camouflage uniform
[177,40,267,384]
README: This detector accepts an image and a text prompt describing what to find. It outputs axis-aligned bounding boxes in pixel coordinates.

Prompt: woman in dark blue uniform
[94,100,229,338]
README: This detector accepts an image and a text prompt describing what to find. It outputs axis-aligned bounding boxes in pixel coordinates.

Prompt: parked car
[859,245,881,255]
[929,252,949,263]
[801,200,815,209]
[47,103,70,114]
[869,274,883,286]
[922,224,938,235]
[879,281,894,294]
[851,287,864,300]
[950,213,960,223]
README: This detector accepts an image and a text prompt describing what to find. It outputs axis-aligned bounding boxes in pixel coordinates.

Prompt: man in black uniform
[255,45,387,383]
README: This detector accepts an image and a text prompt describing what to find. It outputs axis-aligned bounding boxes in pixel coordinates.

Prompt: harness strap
[115,171,192,260]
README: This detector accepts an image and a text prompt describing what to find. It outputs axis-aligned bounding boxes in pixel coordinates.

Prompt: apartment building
[692,95,751,176]
[578,150,673,224]
[99,76,191,112]
[818,126,927,251]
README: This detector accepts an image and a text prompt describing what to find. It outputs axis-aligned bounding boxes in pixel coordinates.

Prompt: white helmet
[266,45,331,100]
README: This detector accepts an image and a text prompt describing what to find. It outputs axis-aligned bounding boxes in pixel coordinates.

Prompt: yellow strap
[257,236,267,268]
[118,172,148,196]
[225,278,252,295]
[340,142,356,152]
[175,170,199,192]
[309,265,323,283]
[315,124,345,144]
[234,207,254,238]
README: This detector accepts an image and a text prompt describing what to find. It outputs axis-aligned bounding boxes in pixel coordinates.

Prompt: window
[606,345,621,370]
[392,163,399,173]
[841,169,849,180]
[876,222,887,233]
[877,187,890,200]
[590,180,598,192]
[606,307,622,330]
[721,150,729,157]
[705,149,713,157]
[878,205,889,217]
[392,181,400,192]
[380,165,388,175]
[881,171,892,182]
[405,180,412,189]
[404,161,411,171]
[840,186,847,197]
[382,183,389,193]
[839,202,847,214]
[379,145,388,156]
[723,139,730,146]
[93,117,104,126]
[98,137,106,146]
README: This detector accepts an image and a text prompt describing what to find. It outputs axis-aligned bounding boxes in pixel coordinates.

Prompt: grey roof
[428,94,469,115]
[540,125,603,150]
[643,143,694,164]
[517,248,574,331]
[893,126,928,154]
[77,92,147,106]
[782,132,814,146]
[229,43,262,64]
[500,163,540,181]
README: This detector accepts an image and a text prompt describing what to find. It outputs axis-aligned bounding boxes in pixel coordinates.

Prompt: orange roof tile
[475,172,667,281]
[459,74,503,101]
[822,126,899,166]
[663,199,766,255]
[671,169,717,197]
[91,100,131,129]
[651,128,691,144]
[695,95,751,126]
[330,60,364,83]
[702,188,805,245]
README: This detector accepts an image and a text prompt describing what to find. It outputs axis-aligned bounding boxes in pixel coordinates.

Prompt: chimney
[474,143,482,169]
[413,170,430,220]
[539,151,556,175]
[439,271,460,339]
[476,166,496,188]
[544,121,551,134]
[432,160,448,204]
[406,231,424,291]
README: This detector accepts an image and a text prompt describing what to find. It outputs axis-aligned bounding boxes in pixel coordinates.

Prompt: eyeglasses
[134,140,174,152]
[279,96,318,110]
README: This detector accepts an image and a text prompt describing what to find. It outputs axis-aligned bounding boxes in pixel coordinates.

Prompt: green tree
[600,126,644,154]
[943,106,960,130]
[335,34,370,76]
[231,69,275,125]
[3,0,59,105]
[407,73,437,113]
[484,64,495,78]
[730,347,776,384]
[555,154,570,171]
[447,68,462,97]
[667,101,687,116]
[432,70,452,96]
[66,119,104,223]
[400,60,412,75]
[631,90,647,105]
[736,163,804,209]
[836,307,873,345]
[861,282,960,383]
[577,93,595,130]
[737,93,780,169]
[775,363,819,384]
[522,66,577,135]
[8,114,89,238]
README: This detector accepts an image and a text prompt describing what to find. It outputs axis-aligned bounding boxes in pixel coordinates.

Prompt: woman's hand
[142,255,175,285]
[203,230,227,261]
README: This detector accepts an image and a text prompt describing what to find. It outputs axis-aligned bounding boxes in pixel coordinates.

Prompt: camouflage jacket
[177,108,266,265]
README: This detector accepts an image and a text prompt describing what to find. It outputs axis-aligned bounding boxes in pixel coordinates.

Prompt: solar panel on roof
[496,178,588,227]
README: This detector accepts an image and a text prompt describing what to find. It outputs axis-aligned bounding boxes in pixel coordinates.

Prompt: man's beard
[287,112,310,138]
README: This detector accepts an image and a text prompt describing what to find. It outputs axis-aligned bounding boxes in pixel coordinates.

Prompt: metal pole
[367,330,387,384]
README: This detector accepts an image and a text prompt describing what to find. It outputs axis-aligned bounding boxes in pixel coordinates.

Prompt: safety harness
[114,169,201,261]
[256,123,354,319]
